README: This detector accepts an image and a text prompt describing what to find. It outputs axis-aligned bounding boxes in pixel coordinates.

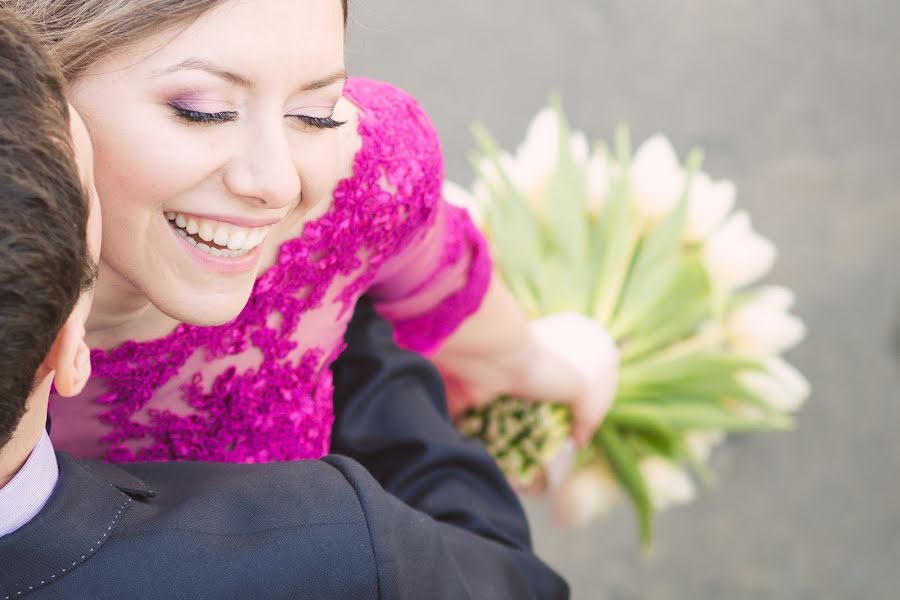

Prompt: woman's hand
[439,311,619,446]
[518,313,619,445]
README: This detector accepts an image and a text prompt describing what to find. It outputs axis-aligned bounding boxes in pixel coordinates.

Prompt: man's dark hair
[0,8,94,447]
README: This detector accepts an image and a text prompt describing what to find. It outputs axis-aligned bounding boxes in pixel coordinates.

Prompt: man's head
[0,8,98,449]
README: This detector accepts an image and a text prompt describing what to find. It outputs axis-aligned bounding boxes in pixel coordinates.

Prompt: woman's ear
[41,299,92,397]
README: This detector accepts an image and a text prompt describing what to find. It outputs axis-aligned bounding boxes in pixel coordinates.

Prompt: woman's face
[70,0,346,326]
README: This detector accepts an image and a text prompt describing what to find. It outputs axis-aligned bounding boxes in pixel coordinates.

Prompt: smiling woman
[5,0,609,466]
[0,0,504,464]
[5,0,352,331]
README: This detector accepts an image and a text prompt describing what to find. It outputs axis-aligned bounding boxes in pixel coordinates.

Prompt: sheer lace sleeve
[346,81,491,355]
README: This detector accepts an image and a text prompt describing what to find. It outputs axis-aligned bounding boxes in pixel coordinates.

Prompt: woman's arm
[352,81,615,443]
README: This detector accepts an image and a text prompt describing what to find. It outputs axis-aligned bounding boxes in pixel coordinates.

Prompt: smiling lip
[168,217,263,274]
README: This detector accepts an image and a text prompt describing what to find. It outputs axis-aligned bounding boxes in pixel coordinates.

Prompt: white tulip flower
[640,457,696,512]
[508,109,594,214]
[553,464,621,528]
[570,130,591,167]
[513,108,560,208]
[738,356,810,413]
[685,430,726,463]
[685,172,736,243]
[727,286,806,356]
[631,134,687,223]
[586,152,611,216]
[703,211,776,290]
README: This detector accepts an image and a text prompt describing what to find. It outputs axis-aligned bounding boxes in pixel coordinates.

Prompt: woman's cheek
[299,134,343,205]
[100,130,221,214]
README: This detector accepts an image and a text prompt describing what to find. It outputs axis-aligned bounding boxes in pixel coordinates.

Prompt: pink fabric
[373,202,492,355]
[48,79,491,464]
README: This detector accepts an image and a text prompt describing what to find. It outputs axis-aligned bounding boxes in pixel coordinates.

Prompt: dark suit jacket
[0,301,568,599]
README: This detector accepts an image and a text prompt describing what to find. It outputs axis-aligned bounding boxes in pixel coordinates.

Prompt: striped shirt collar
[0,430,58,537]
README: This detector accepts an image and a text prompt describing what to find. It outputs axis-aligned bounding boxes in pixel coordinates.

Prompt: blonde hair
[2,0,349,80]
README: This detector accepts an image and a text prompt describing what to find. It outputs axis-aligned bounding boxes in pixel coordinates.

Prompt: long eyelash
[295,115,346,129]
[169,104,344,129]
[171,105,238,124]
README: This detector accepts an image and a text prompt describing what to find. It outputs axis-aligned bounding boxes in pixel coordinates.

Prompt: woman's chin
[154,288,254,328]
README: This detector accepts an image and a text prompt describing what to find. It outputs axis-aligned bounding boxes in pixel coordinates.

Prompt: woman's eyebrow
[301,69,348,92]
[152,59,347,93]
[153,58,253,88]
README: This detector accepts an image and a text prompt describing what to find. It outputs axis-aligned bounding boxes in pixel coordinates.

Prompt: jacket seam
[5,496,131,599]
[330,460,383,600]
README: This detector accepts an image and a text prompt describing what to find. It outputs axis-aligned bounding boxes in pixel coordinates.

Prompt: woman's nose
[223,125,302,209]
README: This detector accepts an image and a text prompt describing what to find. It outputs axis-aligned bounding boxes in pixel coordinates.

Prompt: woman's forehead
[99,0,346,83]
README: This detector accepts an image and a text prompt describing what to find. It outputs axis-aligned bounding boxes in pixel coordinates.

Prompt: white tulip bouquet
[447,100,809,546]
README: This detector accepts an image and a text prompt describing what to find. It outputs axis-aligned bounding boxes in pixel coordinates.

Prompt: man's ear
[42,298,91,397]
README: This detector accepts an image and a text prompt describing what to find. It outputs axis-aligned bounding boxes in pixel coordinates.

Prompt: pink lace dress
[48,78,491,464]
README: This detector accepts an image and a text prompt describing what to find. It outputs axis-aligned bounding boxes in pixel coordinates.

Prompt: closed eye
[292,115,346,130]
[169,103,345,130]
[171,106,238,124]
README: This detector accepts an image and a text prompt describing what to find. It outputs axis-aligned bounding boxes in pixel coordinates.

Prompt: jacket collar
[0,453,153,597]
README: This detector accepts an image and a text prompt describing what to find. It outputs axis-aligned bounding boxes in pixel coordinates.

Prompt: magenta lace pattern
[388,203,492,355]
[91,79,447,464]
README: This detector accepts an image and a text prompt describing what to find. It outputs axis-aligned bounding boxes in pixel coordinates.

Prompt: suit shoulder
[118,459,368,532]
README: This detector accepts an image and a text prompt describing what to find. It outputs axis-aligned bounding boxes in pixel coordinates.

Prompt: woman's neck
[85,260,180,350]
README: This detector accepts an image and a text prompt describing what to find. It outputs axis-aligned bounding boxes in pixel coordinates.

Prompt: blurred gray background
[346,1,900,598]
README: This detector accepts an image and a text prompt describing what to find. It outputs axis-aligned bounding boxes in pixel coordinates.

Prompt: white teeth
[226,230,247,251]
[167,210,271,256]
[198,222,214,243]
[213,228,230,247]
